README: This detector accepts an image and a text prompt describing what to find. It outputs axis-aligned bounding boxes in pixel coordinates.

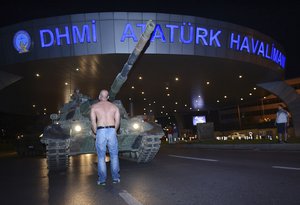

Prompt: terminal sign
[35,20,286,69]
[121,23,286,69]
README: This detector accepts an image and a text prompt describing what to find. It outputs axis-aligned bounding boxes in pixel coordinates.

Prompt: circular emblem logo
[13,30,31,53]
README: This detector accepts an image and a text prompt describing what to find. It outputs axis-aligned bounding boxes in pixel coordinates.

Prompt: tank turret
[41,20,164,171]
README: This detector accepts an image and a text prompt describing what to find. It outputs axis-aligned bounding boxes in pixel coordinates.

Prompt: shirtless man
[90,89,121,186]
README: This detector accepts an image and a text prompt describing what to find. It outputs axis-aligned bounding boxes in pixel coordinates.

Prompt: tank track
[43,138,70,171]
[120,135,161,163]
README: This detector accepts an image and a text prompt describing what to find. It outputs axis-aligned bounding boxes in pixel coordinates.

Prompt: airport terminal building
[0,12,299,137]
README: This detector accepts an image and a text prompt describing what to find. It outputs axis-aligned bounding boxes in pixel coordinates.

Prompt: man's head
[99,89,109,101]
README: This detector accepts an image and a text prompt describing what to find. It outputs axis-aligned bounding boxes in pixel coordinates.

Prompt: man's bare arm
[114,107,120,130]
[90,107,97,134]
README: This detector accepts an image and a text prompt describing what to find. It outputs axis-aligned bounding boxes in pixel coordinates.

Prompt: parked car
[228,132,247,140]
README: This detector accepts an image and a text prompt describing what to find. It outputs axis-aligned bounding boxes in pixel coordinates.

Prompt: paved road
[1,146,300,205]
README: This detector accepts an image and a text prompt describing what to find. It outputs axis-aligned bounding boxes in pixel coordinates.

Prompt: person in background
[167,126,173,144]
[275,104,290,143]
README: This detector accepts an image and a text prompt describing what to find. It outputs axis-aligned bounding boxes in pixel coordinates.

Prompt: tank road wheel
[44,139,70,171]
[136,135,161,163]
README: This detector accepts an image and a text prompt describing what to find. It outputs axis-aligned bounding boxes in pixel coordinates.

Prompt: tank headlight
[74,125,82,132]
[132,123,140,130]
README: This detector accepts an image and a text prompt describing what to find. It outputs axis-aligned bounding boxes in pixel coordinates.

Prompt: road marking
[168,154,218,162]
[272,166,300,171]
[119,190,144,205]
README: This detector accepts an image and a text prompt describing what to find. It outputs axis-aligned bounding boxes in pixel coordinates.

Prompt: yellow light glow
[74,125,82,132]
[132,123,140,130]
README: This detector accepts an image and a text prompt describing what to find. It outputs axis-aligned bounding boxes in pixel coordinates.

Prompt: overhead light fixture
[35,73,40,77]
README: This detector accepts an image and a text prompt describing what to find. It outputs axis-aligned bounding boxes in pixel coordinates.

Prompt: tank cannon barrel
[109,20,155,101]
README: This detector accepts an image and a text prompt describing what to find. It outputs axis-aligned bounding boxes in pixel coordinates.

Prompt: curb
[162,143,300,151]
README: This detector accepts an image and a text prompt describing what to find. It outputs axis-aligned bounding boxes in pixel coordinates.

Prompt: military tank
[41,20,164,171]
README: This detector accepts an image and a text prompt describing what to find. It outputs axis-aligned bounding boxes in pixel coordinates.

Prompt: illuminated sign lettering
[34,20,286,69]
[230,33,286,68]
[40,20,97,47]
[120,23,285,69]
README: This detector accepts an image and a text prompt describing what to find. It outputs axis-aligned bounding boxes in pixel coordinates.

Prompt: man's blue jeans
[95,128,120,183]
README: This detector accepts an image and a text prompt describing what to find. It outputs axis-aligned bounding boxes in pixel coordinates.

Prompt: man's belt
[97,125,115,129]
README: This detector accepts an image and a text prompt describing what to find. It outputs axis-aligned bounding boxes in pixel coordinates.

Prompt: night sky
[1,0,299,78]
